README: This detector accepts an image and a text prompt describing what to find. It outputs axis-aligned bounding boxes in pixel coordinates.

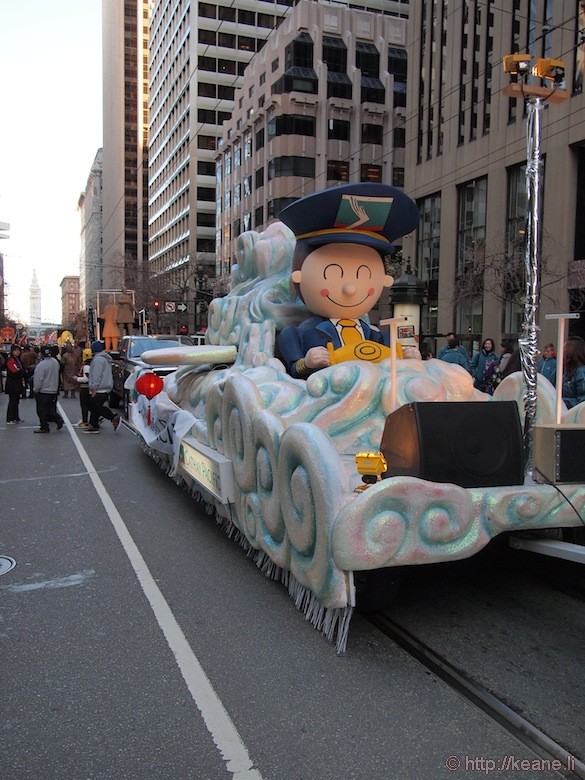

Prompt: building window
[255,205,264,227]
[361,164,383,183]
[218,84,235,100]
[258,14,274,29]
[268,114,316,137]
[197,212,216,227]
[417,193,441,283]
[199,29,217,45]
[255,167,264,189]
[243,175,252,196]
[233,218,241,237]
[243,212,251,231]
[285,32,313,69]
[387,46,407,83]
[361,77,385,104]
[268,156,316,179]
[244,133,252,158]
[199,56,217,72]
[218,111,231,124]
[260,72,266,85]
[457,178,487,275]
[198,186,216,202]
[218,32,236,49]
[238,8,255,25]
[394,127,406,148]
[255,128,265,150]
[218,59,236,75]
[328,119,350,141]
[198,108,216,124]
[198,82,216,98]
[392,167,405,187]
[224,190,231,210]
[239,36,255,52]
[218,6,235,21]
[272,58,279,72]
[198,3,216,18]
[322,36,347,73]
[268,197,297,218]
[356,42,379,78]
[234,182,241,204]
[327,160,349,182]
[362,123,383,145]
[327,71,352,99]
[198,135,217,151]
[234,141,241,168]
[198,161,216,176]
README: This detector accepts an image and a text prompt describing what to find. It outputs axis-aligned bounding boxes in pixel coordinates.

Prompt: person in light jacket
[84,341,120,434]
[33,346,64,433]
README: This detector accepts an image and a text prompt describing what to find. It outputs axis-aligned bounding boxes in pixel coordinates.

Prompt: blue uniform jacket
[562,365,585,409]
[278,316,387,379]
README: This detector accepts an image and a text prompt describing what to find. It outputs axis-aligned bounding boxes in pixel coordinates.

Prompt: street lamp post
[503,54,569,476]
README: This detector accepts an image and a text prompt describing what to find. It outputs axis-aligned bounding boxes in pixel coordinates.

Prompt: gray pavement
[0,394,577,779]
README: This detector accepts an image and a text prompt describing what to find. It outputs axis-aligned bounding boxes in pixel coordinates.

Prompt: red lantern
[135,372,164,424]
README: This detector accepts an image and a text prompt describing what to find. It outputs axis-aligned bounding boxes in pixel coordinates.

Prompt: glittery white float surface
[133,222,585,613]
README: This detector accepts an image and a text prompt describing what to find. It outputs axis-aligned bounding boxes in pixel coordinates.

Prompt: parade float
[125,184,585,652]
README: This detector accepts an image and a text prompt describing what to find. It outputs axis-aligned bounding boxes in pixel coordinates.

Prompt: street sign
[176,302,188,312]
[164,301,176,313]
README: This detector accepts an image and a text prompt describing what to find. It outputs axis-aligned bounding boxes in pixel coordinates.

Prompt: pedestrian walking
[32,346,64,433]
[562,336,585,409]
[84,340,120,434]
[4,344,27,424]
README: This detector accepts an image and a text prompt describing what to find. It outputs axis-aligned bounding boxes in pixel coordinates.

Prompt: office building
[78,149,104,310]
[402,0,585,350]
[60,276,80,328]
[102,0,150,294]
[148,0,411,310]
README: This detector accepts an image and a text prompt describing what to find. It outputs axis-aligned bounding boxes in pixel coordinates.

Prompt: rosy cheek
[320,289,329,297]
[368,288,375,296]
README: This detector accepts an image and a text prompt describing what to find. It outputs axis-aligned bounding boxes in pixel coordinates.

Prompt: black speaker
[533,424,585,484]
[380,401,524,488]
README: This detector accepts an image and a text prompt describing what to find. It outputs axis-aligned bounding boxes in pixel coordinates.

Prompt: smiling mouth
[327,295,369,307]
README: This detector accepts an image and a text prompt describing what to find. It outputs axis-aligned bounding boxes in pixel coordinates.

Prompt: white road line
[60,406,264,780]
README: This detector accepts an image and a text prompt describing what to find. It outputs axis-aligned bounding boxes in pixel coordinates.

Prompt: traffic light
[153,300,160,311]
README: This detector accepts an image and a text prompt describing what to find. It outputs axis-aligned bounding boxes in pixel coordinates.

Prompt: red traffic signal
[153,300,160,310]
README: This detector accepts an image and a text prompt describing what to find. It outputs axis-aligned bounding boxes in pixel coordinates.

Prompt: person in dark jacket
[562,336,585,409]
[439,338,470,370]
[5,344,27,424]
[469,338,497,393]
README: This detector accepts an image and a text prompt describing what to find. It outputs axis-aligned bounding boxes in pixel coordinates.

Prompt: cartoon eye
[324,263,344,279]
[356,265,372,279]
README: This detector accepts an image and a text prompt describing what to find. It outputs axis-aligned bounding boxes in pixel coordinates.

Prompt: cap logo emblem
[334,195,394,232]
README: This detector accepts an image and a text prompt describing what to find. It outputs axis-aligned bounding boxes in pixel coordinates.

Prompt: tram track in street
[367,611,585,779]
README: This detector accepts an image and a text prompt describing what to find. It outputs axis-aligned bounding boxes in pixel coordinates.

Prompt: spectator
[493,339,514,387]
[562,336,585,409]
[4,344,27,424]
[84,340,120,434]
[76,355,92,429]
[20,344,40,398]
[538,343,557,387]
[500,348,522,380]
[470,338,497,393]
[438,332,469,362]
[33,346,64,433]
[61,344,80,399]
[439,338,470,370]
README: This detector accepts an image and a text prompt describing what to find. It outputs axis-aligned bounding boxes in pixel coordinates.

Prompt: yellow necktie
[338,319,361,346]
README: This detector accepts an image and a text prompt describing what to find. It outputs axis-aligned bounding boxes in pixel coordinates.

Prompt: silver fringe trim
[142,442,354,653]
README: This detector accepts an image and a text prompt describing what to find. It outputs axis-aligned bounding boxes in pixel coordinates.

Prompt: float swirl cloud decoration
[129,219,585,653]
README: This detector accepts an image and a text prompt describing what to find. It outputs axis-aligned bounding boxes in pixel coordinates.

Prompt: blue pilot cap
[278,183,420,254]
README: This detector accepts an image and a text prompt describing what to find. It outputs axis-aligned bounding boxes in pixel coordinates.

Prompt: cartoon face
[291,243,393,319]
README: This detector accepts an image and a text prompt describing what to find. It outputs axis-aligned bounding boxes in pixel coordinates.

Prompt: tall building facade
[102,0,150,295]
[60,276,80,328]
[29,270,41,327]
[215,1,408,282]
[148,0,411,307]
[403,0,585,350]
[78,149,104,310]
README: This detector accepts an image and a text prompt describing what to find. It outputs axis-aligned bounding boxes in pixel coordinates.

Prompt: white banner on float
[178,438,235,505]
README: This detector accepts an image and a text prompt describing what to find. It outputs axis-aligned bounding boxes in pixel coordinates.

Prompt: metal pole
[518,96,543,477]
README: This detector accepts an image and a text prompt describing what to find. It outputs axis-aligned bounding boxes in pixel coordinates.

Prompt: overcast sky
[0,0,103,324]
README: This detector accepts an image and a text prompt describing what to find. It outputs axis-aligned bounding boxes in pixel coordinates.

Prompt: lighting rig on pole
[502,53,569,476]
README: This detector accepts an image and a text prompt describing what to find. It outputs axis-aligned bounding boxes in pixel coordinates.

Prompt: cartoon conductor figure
[277,183,421,379]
